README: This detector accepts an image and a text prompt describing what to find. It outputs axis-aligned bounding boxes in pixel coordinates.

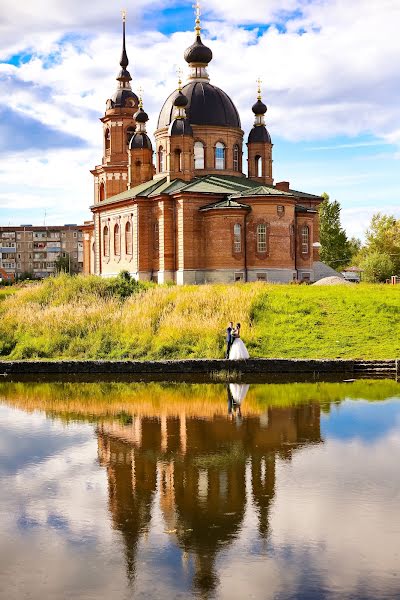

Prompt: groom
[226,321,234,359]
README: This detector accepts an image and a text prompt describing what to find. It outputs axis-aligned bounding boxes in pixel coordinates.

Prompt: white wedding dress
[229,383,250,405]
[229,337,250,360]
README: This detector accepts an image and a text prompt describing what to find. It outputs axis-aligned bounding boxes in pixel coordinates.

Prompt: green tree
[363,213,400,274]
[319,193,352,270]
[55,255,71,274]
[359,251,395,283]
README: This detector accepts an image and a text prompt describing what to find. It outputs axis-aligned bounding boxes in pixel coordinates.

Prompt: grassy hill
[0,274,399,360]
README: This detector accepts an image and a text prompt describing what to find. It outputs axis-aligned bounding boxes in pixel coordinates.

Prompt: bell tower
[91,11,139,203]
[247,80,273,185]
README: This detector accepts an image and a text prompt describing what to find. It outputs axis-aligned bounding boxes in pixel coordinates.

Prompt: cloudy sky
[0,0,399,239]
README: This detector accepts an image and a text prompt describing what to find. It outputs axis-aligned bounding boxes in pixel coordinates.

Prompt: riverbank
[0,274,399,360]
[0,358,398,383]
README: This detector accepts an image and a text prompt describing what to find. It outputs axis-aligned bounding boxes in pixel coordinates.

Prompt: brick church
[83,6,323,284]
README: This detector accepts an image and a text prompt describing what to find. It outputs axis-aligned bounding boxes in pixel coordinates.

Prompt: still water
[0,380,400,600]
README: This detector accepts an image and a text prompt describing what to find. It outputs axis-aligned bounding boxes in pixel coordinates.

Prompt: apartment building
[0,225,84,280]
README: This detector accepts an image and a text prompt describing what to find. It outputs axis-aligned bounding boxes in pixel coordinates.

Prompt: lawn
[0,274,399,360]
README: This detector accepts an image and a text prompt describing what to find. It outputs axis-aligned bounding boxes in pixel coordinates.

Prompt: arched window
[175,149,182,172]
[114,223,120,256]
[103,226,109,257]
[158,147,165,172]
[233,145,240,171]
[194,141,205,169]
[99,182,105,202]
[215,142,225,170]
[105,129,111,153]
[301,225,310,254]
[125,221,132,255]
[126,126,135,145]
[234,223,242,253]
[257,223,267,253]
[255,155,262,177]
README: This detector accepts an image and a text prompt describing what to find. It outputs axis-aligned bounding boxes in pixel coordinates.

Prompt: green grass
[0,274,399,360]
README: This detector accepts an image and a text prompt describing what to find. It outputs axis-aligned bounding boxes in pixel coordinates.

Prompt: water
[0,380,400,600]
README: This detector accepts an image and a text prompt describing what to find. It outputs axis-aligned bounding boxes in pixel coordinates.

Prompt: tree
[319,193,352,270]
[55,255,71,274]
[363,213,400,274]
[359,251,395,283]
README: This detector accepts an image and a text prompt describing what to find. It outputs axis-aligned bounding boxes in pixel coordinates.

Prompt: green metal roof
[199,198,251,212]
[92,172,322,208]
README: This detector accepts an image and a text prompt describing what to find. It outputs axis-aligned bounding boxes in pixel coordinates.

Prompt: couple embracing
[225,321,250,360]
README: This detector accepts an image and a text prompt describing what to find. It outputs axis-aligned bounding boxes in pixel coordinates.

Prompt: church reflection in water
[97,385,322,596]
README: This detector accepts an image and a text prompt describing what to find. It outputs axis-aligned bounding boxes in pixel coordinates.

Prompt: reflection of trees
[96,401,321,598]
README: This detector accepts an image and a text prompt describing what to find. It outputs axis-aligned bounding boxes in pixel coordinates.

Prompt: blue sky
[0,0,399,238]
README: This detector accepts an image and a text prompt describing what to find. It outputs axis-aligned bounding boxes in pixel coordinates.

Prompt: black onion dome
[129,132,153,150]
[184,34,213,64]
[174,91,189,107]
[134,107,149,123]
[158,81,241,129]
[111,88,139,109]
[168,118,193,137]
[252,99,267,115]
[248,126,272,144]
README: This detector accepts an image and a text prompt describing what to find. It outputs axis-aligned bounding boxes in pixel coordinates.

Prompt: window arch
[125,221,132,255]
[103,226,109,257]
[233,145,240,171]
[257,223,267,253]
[255,155,262,177]
[301,225,310,254]
[215,142,225,170]
[194,141,205,169]
[126,126,135,145]
[234,223,242,253]
[105,129,111,153]
[158,147,165,172]
[114,223,120,256]
[175,149,182,172]
[99,182,105,202]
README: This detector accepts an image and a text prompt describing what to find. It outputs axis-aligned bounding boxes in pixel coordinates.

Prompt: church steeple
[184,1,213,81]
[247,79,273,185]
[108,11,138,110]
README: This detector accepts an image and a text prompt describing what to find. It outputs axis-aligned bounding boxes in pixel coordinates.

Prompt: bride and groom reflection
[227,382,250,421]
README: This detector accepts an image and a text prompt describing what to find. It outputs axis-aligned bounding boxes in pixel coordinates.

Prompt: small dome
[111,89,139,109]
[168,118,193,137]
[117,68,132,82]
[134,107,149,123]
[158,81,241,129]
[252,99,267,115]
[174,91,189,108]
[248,126,272,144]
[129,132,152,150]
[184,34,213,65]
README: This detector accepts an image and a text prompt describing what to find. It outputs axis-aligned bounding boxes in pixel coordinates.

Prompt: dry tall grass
[0,274,399,359]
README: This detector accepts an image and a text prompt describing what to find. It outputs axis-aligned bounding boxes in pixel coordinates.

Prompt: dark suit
[226,327,233,358]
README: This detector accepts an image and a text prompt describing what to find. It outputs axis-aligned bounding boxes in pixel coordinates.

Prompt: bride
[229,323,250,360]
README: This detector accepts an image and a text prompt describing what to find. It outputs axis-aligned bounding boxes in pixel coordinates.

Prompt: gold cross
[138,86,144,107]
[257,77,263,100]
[193,1,201,33]
[176,66,184,89]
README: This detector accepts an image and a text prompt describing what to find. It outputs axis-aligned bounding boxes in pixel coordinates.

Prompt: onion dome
[184,35,213,65]
[252,99,267,115]
[134,107,149,123]
[174,90,189,108]
[169,118,193,137]
[129,132,152,150]
[158,82,240,129]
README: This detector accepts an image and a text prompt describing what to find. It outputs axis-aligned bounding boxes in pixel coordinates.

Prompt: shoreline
[0,358,398,384]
